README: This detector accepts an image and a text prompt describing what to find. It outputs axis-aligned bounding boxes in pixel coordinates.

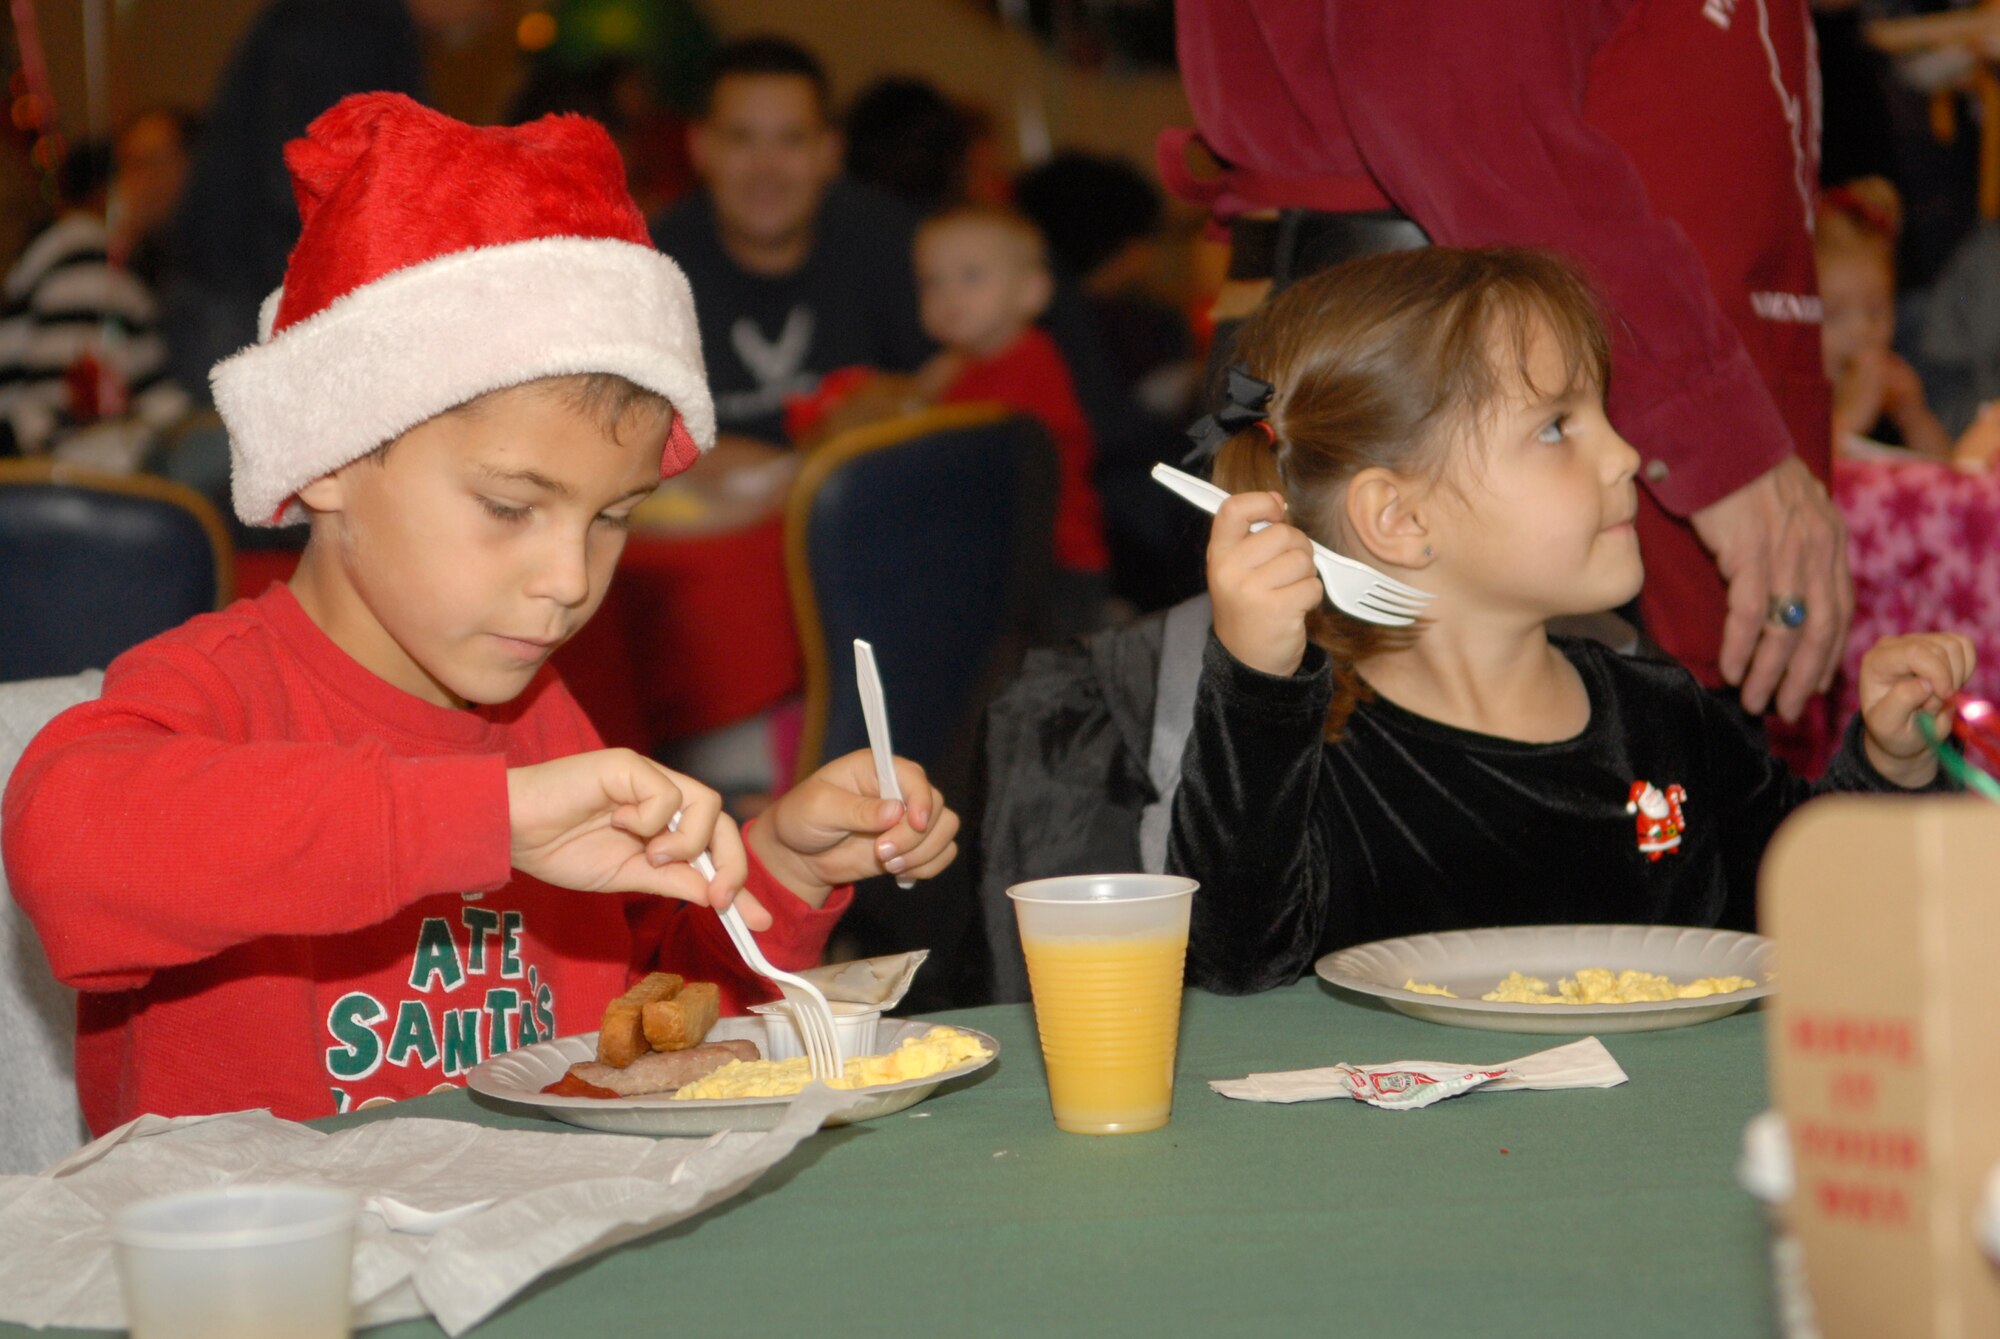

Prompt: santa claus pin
[1626,780,1687,861]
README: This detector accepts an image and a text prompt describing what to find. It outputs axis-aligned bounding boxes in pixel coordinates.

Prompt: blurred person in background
[1815,0,1982,425]
[844,76,971,216]
[842,81,1172,599]
[910,205,1112,636]
[507,55,694,217]
[1806,173,2000,739]
[161,0,494,397]
[1816,176,1998,465]
[958,103,1013,209]
[0,149,44,270]
[782,204,1141,634]
[1018,152,1205,615]
[505,56,630,137]
[650,36,929,449]
[839,76,1010,213]
[1016,151,1193,419]
[0,136,188,466]
[109,108,197,289]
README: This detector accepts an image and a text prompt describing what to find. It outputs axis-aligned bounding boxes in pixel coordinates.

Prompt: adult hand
[1688,455,1851,722]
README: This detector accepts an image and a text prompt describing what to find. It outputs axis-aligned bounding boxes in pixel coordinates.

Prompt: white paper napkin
[0,1084,863,1335]
[1209,1037,1629,1109]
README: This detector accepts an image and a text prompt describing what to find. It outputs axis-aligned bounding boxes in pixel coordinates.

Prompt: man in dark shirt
[650,37,930,445]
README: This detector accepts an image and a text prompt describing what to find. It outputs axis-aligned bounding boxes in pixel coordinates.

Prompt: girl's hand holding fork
[1208,491,1326,677]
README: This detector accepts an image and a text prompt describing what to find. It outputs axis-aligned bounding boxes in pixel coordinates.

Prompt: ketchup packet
[1338,1064,1513,1109]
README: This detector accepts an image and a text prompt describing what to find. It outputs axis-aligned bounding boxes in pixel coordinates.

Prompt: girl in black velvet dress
[1167,248,1975,995]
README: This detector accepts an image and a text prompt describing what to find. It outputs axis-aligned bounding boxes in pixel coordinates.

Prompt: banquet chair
[144,408,234,521]
[0,460,234,682]
[785,403,1058,1005]
[0,670,102,1173]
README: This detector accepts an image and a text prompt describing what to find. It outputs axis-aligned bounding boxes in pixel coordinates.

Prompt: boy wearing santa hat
[2,94,958,1134]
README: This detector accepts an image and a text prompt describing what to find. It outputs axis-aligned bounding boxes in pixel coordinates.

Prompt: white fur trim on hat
[211,236,714,526]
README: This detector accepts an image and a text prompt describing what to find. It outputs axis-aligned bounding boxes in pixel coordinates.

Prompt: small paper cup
[112,1184,358,1339]
[749,999,881,1063]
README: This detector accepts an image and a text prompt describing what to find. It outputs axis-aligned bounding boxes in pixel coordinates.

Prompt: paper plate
[466,1017,998,1136]
[1316,924,1773,1034]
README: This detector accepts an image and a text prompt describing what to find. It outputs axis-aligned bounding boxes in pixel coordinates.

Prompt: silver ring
[1768,595,1807,629]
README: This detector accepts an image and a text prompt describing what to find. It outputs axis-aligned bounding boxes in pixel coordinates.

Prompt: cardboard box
[1762,796,2000,1336]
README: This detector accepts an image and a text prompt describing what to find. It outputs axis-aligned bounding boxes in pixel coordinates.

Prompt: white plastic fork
[690,846,845,1081]
[853,639,916,891]
[1150,462,1435,627]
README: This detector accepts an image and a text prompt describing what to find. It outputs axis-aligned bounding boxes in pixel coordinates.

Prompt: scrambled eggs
[1480,967,1757,1004]
[672,1026,990,1100]
[1402,978,1459,997]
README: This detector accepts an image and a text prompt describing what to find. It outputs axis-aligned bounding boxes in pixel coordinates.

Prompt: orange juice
[1020,930,1189,1133]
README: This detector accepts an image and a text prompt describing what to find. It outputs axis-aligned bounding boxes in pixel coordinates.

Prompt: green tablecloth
[9,981,1779,1337]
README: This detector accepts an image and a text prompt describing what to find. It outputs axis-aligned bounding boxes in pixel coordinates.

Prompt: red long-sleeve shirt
[2,584,849,1132]
[1170,0,1831,686]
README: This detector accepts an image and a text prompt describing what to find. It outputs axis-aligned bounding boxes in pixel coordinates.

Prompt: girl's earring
[1422,545,1434,560]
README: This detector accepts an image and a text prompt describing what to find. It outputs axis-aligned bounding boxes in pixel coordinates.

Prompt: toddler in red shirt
[0,95,960,1134]
[914,206,1111,633]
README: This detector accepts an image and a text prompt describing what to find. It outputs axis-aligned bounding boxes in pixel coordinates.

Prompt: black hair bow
[1183,364,1276,467]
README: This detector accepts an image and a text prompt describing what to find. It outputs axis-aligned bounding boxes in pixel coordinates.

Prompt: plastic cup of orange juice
[1007,873,1197,1134]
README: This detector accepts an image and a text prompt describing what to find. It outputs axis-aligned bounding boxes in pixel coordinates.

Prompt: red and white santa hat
[211,92,712,526]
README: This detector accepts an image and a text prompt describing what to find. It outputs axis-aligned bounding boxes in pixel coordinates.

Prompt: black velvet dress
[1167,634,1936,995]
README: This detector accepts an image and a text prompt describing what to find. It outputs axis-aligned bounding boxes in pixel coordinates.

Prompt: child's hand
[506,750,763,926]
[1876,351,1956,459]
[1877,351,1926,418]
[911,350,965,402]
[1954,402,2000,473]
[1831,347,1888,438]
[747,750,959,906]
[812,373,923,444]
[1857,632,1977,788]
[1208,490,1324,676]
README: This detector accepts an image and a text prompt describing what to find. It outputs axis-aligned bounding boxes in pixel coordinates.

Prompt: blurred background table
[2,981,1780,1338]
[558,446,802,754]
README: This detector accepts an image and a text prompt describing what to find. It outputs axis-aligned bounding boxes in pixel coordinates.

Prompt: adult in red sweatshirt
[1165,0,1850,727]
